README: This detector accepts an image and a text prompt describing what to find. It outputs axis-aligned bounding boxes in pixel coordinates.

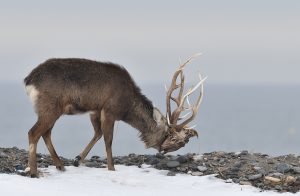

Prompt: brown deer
[24,54,206,177]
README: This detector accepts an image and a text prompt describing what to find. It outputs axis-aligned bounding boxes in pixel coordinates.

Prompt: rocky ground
[1,147,300,193]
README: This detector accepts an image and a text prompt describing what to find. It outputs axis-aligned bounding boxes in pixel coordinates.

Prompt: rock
[233,161,243,168]
[285,176,296,184]
[191,171,203,176]
[91,156,100,161]
[176,156,188,164]
[253,166,261,171]
[197,166,208,172]
[193,155,203,161]
[155,153,165,159]
[292,167,300,174]
[240,150,249,156]
[14,164,25,171]
[247,173,263,181]
[166,161,180,168]
[149,158,160,165]
[85,161,101,168]
[269,172,284,178]
[224,179,232,183]
[264,176,281,184]
[276,163,292,173]
[232,178,240,183]
[275,185,282,191]
[219,158,225,164]
[239,181,252,186]
[229,165,240,173]
[215,151,226,156]
[167,171,176,176]
[253,166,267,175]
[213,157,219,161]
[178,167,188,172]
[0,152,9,158]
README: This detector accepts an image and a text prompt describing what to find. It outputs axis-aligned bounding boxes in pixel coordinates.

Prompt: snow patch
[0,165,297,196]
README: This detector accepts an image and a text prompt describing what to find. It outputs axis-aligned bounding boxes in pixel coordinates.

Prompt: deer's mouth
[159,135,187,154]
[159,128,199,154]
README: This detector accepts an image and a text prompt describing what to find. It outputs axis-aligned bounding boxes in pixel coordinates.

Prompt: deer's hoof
[56,165,66,171]
[30,173,38,178]
[73,155,81,167]
[108,166,115,171]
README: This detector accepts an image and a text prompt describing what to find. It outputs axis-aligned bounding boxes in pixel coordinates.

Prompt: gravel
[1,147,300,193]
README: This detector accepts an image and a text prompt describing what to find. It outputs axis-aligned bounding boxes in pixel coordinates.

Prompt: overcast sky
[0,0,299,85]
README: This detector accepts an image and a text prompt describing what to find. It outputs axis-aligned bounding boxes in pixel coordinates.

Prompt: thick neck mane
[123,87,165,149]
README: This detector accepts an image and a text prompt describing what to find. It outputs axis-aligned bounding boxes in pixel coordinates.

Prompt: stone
[269,172,284,178]
[275,185,282,191]
[176,156,188,164]
[14,164,25,171]
[191,171,203,176]
[276,163,292,173]
[167,171,176,176]
[155,153,165,159]
[197,166,208,172]
[292,167,300,174]
[247,173,263,181]
[0,152,9,158]
[219,158,225,164]
[232,178,240,183]
[178,167,188,172]
[149,158,160,165]
[166,161,180,168]
[239,181,252,186]
[229,164,241,173]
[240,150,249,156]
[253,166,266,175]
[225,179,233,183]
[264,176,281,184]
[85,161,100,168]
[285,176,296,184]
[253,166,261,171]
[91,156,100,160]
[213,157,219,161]
[233,161,243,168]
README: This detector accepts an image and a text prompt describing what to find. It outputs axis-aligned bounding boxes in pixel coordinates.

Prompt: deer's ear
[153,108,163,123]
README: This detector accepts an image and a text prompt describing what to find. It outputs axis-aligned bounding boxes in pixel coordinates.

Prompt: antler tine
[178,53,202,70]
[169,75,206,126]
[166,69,184,126]
[166,53,205,128]
[176,75,207,129]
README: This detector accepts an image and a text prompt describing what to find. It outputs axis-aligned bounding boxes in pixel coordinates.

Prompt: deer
[24,54,207,177]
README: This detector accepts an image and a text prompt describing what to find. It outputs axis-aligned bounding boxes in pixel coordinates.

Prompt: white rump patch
[25,85,39,106]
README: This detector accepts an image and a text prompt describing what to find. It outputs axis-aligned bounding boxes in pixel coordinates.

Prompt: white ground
[0,165,298,196]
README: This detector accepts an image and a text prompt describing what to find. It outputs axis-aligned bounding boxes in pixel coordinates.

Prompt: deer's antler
[166,53,207,130]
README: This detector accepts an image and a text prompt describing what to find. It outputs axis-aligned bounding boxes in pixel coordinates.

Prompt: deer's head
[158,54,207,154]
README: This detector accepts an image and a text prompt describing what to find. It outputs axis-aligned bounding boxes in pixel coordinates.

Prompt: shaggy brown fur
[24,58,168,177]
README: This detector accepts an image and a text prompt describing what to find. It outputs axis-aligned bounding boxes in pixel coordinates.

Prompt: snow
[0,165,298,196]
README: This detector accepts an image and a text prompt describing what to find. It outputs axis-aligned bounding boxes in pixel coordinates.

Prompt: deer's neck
[123,95,165,149]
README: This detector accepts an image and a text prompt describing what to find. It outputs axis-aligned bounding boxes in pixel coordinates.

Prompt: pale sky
[0,0,299,85]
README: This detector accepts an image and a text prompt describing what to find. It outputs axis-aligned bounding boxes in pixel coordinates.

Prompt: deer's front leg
[101,111,115,171]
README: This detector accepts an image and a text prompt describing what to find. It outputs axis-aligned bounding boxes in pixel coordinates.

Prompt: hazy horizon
[0,0,299,85]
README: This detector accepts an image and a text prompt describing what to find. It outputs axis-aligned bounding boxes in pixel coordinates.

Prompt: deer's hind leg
[42,127,65,171]
[73,112,103,167]
[28,113,59,177]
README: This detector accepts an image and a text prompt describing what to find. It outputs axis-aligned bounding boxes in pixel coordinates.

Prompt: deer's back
[24,58,137,119]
